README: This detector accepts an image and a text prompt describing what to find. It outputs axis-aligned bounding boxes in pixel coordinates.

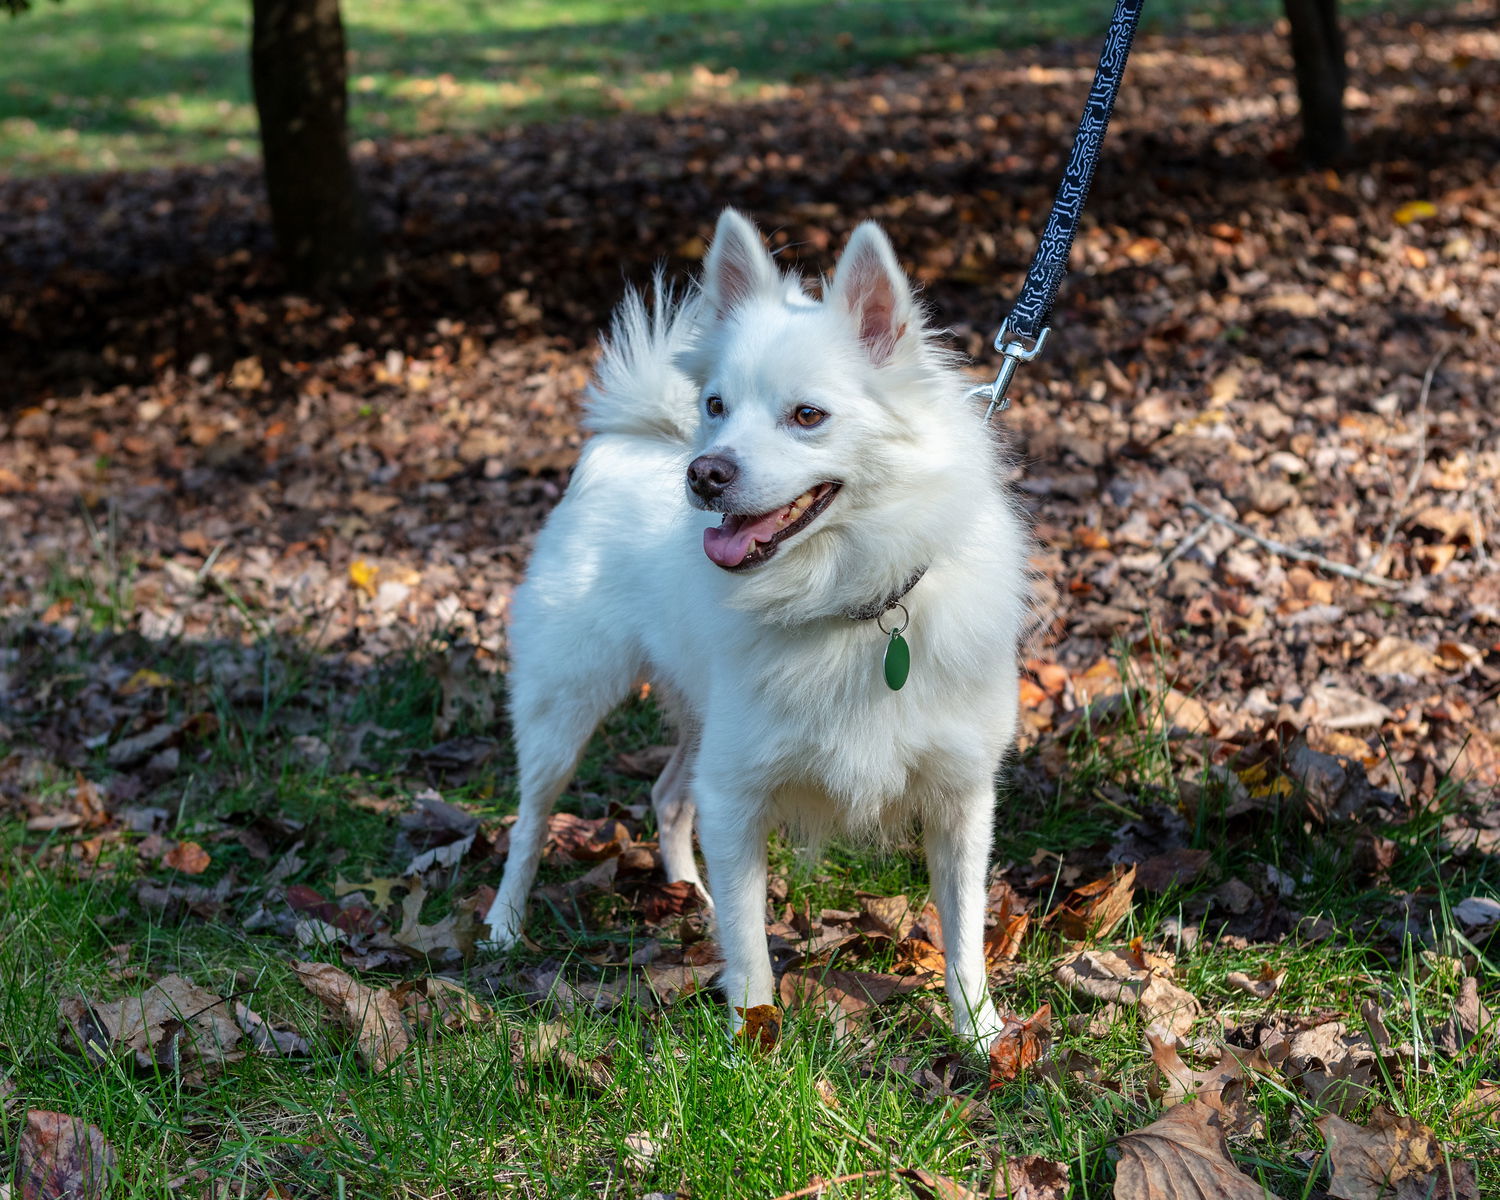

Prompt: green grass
[0,0,1364,175]
[4,552,1498,1197]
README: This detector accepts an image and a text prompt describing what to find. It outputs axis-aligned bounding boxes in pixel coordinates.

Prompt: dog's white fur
[483,210,1029,1052]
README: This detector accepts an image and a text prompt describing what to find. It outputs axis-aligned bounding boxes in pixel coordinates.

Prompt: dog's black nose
[687,454,738,500]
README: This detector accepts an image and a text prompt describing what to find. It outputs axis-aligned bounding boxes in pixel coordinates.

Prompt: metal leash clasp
[966,318,1050,421]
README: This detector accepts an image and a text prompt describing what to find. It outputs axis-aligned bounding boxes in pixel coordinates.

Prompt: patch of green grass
[3,606,1498,1195]
[0,0,1417,174]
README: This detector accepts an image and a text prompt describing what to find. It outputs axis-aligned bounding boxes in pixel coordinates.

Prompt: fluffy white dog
[484,209,1029,1053]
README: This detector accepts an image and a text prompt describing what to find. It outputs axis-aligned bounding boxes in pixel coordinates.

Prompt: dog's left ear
[830,222,915,366]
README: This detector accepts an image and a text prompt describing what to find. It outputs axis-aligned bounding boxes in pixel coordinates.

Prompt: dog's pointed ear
[830,222,914,366]
[702,209,779,320]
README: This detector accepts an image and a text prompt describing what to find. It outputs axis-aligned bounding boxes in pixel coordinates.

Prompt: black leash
[970,0,1146,419]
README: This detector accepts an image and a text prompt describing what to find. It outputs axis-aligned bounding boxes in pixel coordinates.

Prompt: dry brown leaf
[895,935,948,977]
[1145,1032,1270,1136]
[233,1001,310,1057]
[1432,978,1494,1060]
[1055,948,1201,1038]
[522,1020,616,1092]
[987,1004,1051,1086]
[390,878,479,959]
[1226,963,1286,1000]
[395,976,489,1035]
[984,910,1031,965]
[1285,1019,1388,1116]
[1361,636,1436,680]
[545,812,632,863]
[986,1156,1070,1200]
[639,879,704,923]
[736,1004,782,1050]
[780,966,927,1024]
[291,961,408,1072]
[641,959,719,1006]
[1319,1108,1477,1200]
[58,974,245,1076]
[1049,864,1136,940]
[162,840,211,874]
[859,892,918,941]
[16,1110,116,1200]
[1115,1099,1275,1199]
[899,1169,984,1200]
[1134,849,1212,893]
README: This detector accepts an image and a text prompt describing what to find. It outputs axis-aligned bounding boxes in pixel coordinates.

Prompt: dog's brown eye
[705,395,725,417]
[793,405,826,428]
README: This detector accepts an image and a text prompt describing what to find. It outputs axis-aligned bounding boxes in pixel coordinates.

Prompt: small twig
[1182,500,1399,590]
[1148,517,1214,587]
[1365,348,1446,573]
[768,1170,902,1200]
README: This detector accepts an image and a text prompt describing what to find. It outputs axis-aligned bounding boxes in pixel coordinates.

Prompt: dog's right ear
[702,209,779,320]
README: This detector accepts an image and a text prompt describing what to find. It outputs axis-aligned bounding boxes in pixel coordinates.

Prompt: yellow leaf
[349,559,378,597]
[120,668,174,695]
[1393,200,1437,226]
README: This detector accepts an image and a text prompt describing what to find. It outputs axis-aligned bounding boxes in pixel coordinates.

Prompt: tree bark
[1282,0,1350,165]
[250,0,380,292]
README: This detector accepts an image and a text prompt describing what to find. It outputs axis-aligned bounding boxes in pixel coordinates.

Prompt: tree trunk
[1282,0,1349,165]
[250,0,380,292]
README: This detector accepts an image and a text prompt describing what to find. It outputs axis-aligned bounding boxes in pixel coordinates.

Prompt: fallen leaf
[105,720,179,768]
[391,877,479,959]
[859,892,919,941]
[779,966,927,1030]
[1225,963,1286,1000]
[1319,1108,1477,1200]
[1049,864,1136,940]
[16,1110,116,1200]
[1114,1099,1273,1199]
[521,1020,616,1092]
[1055,948,1201,1038]
[1361,636,1436,679]
[396,976,490,1036]
[58,974,245,1076]
[1393,199,1437,225]
[987,1004,1051,1085]
[233,1002,310,1058]
[986,1156,1069,1200]
[984,909,1030,964]
[349,559,379,597]
[621,1130,660,1173]
[1432,978,1494,1060]
[736,1004,781,1050]
[1451,896,1500,929]
[163,840,211,874]
[335,874,405,908]
[291,961,408,1072]
[639,879,704,923]
[899,1169,984,1200]
[1135,849,1212,893]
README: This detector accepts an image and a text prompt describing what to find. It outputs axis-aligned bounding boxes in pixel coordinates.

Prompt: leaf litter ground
[1,6,1499,1198]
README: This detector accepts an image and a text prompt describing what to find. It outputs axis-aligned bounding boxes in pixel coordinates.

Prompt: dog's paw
[953,1005,1008,1063]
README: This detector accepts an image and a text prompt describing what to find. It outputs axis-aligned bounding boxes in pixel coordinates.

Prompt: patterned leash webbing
[971,0,1146,419]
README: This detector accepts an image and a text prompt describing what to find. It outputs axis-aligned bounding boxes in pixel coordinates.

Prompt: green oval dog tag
[883,631,910,691]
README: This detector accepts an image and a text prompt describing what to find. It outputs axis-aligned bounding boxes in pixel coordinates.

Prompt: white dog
[483,209,1029,1053]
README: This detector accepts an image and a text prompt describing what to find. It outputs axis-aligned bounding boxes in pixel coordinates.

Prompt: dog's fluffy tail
[584,272,701,443]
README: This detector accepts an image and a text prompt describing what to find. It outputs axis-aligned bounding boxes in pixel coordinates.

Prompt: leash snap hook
[966,318,1051,421]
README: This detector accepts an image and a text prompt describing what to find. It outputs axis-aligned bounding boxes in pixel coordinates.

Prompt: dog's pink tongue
[703,511,783,567]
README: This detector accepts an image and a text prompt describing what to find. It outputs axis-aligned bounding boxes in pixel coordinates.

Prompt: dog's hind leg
[924,787,1005,1056]
[651,733,712,908]
[482,643,637,951]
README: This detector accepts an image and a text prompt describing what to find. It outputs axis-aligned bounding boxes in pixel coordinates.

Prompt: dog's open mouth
[703,482,840,571]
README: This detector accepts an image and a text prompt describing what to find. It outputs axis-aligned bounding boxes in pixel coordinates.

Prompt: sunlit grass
[0,0,1428,174]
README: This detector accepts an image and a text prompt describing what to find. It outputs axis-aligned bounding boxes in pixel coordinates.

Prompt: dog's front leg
[925,790,1005,1056]
[695,783,774,1036]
